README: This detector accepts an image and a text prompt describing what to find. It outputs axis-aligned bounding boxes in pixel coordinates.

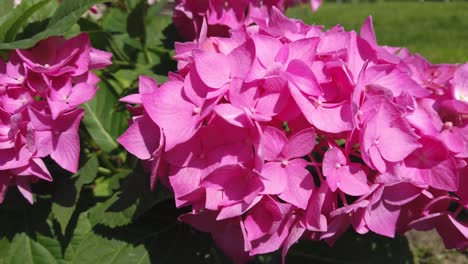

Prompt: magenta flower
[261,126,315,209]
[17,34,91,77]
[322,147,371,196]
[28,107,84,173]
[0,34,112,203]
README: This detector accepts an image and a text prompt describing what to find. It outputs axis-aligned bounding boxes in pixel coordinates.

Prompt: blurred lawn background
[287,1,468,64]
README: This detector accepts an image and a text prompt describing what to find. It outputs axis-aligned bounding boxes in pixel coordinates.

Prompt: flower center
[192,107,201,115]
[435,89,444,96]
[443,121,453,130]
[315,100,323,108]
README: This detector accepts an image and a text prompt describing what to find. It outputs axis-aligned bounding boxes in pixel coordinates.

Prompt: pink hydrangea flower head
[0,34,112,203]
[120,12,468,262]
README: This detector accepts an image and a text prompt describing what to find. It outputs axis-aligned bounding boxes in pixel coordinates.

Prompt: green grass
[287,2,468,64]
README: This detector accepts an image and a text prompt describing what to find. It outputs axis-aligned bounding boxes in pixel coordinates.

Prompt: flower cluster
[119,8,467,263]
[0,34,112,203]
[173,0,320,40]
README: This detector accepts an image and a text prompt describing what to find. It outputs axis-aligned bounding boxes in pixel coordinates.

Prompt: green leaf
[35,235,63,260]
[112,69,141,89]
[75,155,100,185]
[0,0,116,50]
[0,0,52,43]
[124,0,140,10]
[146,0,167,19]
[82,81,129,152]
[64,213,93,259]
[64,213,150,264]
[127,0,148,39]
[93,170,131,197]
[0,237,10,259]
[145,15,172,49]
[70,234,150,264]
[89,193,136,228]
[101,8,127,33]
[52,155,99,234]
[29,1,60,22]
[2,233,59,264]
[88,170,171,228]
[0,0,14,18]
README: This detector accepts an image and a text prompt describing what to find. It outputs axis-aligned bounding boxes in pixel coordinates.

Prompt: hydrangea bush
[0,0,466,263]
[120,5,468,263]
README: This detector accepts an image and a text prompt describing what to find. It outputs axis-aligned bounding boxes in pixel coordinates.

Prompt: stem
[349,150,362,159]
[453,204,463,218]
[98,152,116,173]
[339,191,348,206]
[308,154,324,183]
[112,60,136,67]
[98,167,112,176]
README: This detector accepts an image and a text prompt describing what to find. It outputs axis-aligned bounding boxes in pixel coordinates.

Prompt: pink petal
[89,48,112,69]
[16,176,33,204]
[244,196,283,241]
[278,159,314,209]
[409,213,443,231]
[289,84,354,133]
[251,34,282,67]
[262,126,287,161]
[382,182,421,206]
[281,219,306,263]
[51,129,80,173]
[422,158,458,192]
[142,80,200,150]
[14,158,52,181]
[364,200,400,238]
[260,162,287,195]
[67,82,97,106]
[217,197,262,220]
[280,38,319,66]
[214,103,250,127]
[322,148,347,191]
[339,164,371,196]
[360,16,377,47]
[404,137,448,169]
[281,127,315,159]
[201,165,264,205]
[378,127,421,162]
[0,147,31,170]
[228,40,255,79]
[117,114,161,160]
[369,145,386,173]
[193,51,231,88]
[286,60,323,96]
[436,216,468,249]
[255,90,289,116]
[139,75,158,94]
[306,182,329,231]
[169,166,203,208]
